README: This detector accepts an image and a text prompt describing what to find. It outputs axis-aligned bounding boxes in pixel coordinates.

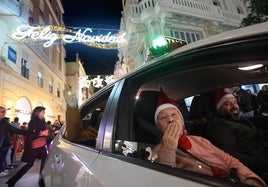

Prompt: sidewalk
[0,152,40,187]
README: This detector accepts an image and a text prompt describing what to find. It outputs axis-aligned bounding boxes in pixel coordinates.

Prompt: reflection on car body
[41,22,268,187]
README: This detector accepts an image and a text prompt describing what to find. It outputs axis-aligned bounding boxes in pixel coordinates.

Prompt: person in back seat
[206,88,268,183]
[151,88,266,187]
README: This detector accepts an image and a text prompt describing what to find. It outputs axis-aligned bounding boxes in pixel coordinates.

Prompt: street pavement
[0,153,40,187]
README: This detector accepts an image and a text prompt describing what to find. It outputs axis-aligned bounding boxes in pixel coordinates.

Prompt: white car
[41,22,268,187]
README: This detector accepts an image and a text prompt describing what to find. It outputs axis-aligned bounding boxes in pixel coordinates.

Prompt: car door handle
[51,154,64,172]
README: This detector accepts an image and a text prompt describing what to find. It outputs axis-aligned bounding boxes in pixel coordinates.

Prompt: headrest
[134,91,159,124]
[190,95,212,119]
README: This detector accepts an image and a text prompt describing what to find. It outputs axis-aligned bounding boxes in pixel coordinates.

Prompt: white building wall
[117,0,247,74]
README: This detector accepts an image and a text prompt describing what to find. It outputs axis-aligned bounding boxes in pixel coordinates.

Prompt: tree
[241,0,268,26]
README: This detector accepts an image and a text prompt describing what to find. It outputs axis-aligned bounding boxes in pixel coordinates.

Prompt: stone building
[66,54,92,107]
[0,0,66,123]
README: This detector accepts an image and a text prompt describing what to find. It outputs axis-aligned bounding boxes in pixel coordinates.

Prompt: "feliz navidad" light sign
[8,25,127,49]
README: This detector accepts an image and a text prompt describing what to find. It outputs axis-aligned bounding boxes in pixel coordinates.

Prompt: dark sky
[62,0,123,75]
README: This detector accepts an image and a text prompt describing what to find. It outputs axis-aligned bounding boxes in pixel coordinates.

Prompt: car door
[42,82,122,187]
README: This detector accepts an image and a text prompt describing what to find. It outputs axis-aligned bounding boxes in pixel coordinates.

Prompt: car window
[112,34,268,186]
[62,88,112,148]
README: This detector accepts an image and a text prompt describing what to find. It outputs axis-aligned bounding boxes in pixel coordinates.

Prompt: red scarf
[178,132,191,150]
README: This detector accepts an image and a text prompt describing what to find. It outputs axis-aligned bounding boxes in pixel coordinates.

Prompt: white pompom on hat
[154,87,183,124]
[215,88,235,110]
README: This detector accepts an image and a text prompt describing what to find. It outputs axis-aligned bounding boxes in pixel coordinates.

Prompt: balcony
[157,0,245,26]
[131,0,245,27]
[0,0,20,16]
[0,0,31,24]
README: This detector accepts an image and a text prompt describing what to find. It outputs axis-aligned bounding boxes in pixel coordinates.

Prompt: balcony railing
[129,0,245,26]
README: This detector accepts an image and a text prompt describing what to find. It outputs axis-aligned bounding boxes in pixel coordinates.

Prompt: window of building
[170,29,203,44]
[21,58,29,79]
[49,77,53,94]
[57,84,61,98]
[39,0,44,16]
[38,71,44,88]
[55,7,61,21]
[212,0,221,8]
[236,7,244,14]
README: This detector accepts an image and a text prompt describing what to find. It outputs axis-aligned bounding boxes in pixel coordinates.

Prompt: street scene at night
[0,0,268,187]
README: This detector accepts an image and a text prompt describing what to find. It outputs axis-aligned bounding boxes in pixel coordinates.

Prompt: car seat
[189,95,212,137]
[134,90,161,144]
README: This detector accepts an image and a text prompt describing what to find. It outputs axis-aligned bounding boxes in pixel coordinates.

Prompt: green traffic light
[152,36,167,48]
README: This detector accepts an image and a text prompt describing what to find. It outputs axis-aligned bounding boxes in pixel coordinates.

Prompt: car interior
[117,59,268,185]
[133,61,268,139]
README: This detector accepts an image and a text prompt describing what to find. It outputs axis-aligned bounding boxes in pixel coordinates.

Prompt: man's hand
[39,129,48,136]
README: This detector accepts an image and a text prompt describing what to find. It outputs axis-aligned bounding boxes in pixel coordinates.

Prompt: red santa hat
[215,88,235,110]
[154,87,182,124]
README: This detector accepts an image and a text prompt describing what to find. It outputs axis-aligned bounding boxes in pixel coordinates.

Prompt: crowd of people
[0,106,63,186]
[232,85,268,117]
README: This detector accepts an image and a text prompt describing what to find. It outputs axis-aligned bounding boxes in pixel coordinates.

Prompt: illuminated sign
[8,25,127,49]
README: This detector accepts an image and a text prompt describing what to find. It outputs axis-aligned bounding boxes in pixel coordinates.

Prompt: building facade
[117,0,248,75]
[0,0,66,124]
[66,54,92,107]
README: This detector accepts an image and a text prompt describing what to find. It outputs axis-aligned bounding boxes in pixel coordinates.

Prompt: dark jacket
[21,116,47,162]
[0,118,27,148]
[207,116,268,175]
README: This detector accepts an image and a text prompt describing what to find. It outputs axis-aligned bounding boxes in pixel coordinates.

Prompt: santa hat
[154,88,182,124]
[215,88,235,110]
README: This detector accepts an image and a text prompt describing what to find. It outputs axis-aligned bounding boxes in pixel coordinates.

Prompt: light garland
[90,75,115,88]
[8,25,127,49]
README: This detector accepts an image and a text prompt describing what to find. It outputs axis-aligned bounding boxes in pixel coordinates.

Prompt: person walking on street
[6,106,48,187]
[0,107,27,177]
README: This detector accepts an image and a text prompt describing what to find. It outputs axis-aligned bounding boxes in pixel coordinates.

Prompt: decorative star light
[91,75,104,88]
[104,75,115,85]
[79,76,90,88]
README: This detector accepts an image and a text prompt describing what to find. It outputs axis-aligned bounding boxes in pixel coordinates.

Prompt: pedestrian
[151,88,266,187]
[233,85,254,117]
[257,85,268,116]
[0,107,27,177]
[11,117,20,129]
[6,106,48,186]
[246,89,260,116]
[45,120,54,151]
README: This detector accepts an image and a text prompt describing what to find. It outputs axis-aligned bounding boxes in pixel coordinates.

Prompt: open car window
[113,32,268,186]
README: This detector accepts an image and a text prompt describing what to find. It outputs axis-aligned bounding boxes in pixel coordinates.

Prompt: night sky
[62,0,123,75]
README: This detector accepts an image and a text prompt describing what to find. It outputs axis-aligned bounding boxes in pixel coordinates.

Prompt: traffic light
[150,36,168,57]
[152,36,167,48]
